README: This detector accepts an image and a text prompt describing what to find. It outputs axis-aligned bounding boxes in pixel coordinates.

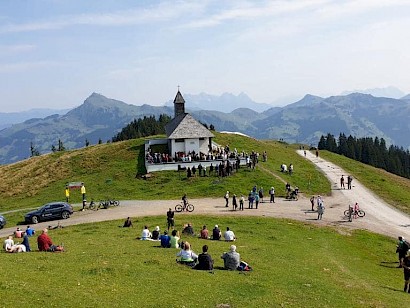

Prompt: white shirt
[4,238,14,251]
[176,249,198,261]
[224,230,236,241]
[141,229,152,240]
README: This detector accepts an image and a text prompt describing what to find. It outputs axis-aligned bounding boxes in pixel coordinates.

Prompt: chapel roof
[165,113,214,139]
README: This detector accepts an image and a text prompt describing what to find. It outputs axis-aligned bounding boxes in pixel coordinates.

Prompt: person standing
[347,175,353,190]
[258,187,264,203]
[317,199,325,220]
[167,208,175,231]
[254,193,260,209]
[340,175,345,189]
[402,252,410,292]
[248,191,254,209]
[310,196,315,211]
[65,186,70,203]
[397,236,409,267]
[232,194,237,211]
[239,194,245,211]
[81,183,86,210]
[224,191,230,207]
[269,187,275,203]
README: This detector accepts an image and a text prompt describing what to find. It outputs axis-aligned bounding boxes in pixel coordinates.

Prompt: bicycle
[344,206,365,221]
[175,202,194,212]
[93,199,120,209]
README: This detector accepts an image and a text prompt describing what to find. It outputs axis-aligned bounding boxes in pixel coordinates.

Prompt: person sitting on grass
[170,230,180,248]
[182,223,195,236]
[37,228,63,252]
[26,225,35,236]
[123,217,133,228]
[223,227,236,242]
[176,241,198,267]
[14,227,24,238]
[221,245,240,270]
[3,235,26,253]
[200,225,209,239]
[212,225,221,240]
[194,245,214,271]
[159,230,171,248]
[140,226,152,240]
[152,226,161,240]
[22,234,31,252]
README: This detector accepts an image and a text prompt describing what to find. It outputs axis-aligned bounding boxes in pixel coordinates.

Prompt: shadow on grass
[379,285,403,293]
[379,260,400,268]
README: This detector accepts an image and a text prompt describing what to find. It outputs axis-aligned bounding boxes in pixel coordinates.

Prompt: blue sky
[1,0,410,112]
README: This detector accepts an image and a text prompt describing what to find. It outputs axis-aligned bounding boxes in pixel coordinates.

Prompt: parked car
[0,214,6,229]
[25,202,74,224]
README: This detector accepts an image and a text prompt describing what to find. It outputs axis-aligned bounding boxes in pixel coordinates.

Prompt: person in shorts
[167,208,175,231]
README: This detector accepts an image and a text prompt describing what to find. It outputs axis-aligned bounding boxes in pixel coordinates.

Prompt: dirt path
[2,151,410,239]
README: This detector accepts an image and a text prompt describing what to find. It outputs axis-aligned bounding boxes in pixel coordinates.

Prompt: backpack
[238,261,252,272]
[403,241,410,252]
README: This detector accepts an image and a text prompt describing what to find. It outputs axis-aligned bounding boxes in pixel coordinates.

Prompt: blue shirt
[26,228,35,236]
[159,234,171,248]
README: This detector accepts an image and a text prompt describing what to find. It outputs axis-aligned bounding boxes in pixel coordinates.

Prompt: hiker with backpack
[397,236,410,267]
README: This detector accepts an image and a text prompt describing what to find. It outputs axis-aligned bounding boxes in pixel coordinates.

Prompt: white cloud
[0,61,61,73]
[0,1,205,33]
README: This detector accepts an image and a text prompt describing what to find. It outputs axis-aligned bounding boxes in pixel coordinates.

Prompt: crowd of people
[130,213,247,272]
[224,184,281,211]
[3,225,63,253]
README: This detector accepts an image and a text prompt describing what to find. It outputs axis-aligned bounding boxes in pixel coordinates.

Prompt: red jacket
[37,233,53,251]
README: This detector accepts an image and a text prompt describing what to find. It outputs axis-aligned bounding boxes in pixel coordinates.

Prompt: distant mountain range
[1,90,410,165]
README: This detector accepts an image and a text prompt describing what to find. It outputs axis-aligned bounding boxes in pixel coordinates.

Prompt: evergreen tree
[58,139,66,151]
[112,114,172,142]
[30,142,40,157]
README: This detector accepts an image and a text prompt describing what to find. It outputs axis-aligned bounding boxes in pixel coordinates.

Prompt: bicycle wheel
[357,210,365,217]
[89,202,96,210]
[175,204,183,212]
[343,210,350,216]
[113,200,120,206]
[186,204,194,212]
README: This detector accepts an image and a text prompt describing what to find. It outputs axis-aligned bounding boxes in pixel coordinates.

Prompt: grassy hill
[0,132,330,214]
[0,215,404,307]
[1,133,410,307]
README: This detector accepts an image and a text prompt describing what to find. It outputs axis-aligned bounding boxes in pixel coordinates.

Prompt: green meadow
[0,215,404,307]
[1,133,409,307]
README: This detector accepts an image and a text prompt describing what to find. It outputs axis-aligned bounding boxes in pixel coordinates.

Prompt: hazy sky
[1,0,410,112]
